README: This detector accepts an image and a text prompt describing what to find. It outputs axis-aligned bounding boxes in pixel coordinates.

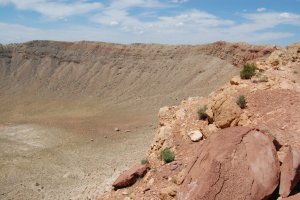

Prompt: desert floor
[0,97,157,200]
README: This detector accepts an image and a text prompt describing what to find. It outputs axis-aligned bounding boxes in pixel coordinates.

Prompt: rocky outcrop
[148,97,208,164]
[99,43,300,200]
[178,127,280,200]
[266,43,300,68]
[197,41,277,66]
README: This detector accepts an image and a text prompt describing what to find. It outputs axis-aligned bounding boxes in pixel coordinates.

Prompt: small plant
[236,95,246,109]
[198,105,208,120]
[141,158,149,165]
[161,148,175,163]
[240,63,256,79]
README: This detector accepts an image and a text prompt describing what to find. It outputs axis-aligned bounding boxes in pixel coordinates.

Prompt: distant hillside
[0,41,275,106]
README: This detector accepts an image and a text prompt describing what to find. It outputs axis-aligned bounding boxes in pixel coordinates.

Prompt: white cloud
[157,10,234,27]
[0,11,296,45]
[256,7,266,12]
[91,8,235,36]
[0,0,299,45]
[243,12,300,28]
[169,0,189,3]
[0,22,127,44]
[109,0,166,9]
[0,0,102,19]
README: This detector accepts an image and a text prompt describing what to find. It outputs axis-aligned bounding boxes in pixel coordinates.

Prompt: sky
[0,0,299,45]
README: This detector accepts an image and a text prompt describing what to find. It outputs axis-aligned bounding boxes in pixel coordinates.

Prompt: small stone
[230,77,240,85]
[114,127,120,132]
[159,186,177,199]
[170,164,178,171]
[143,187,150,193]
[188,130,203,142]
[63,172,70,178]
[90,139,94,141]
[207,124,218,134]
[122,191,129,195]
[148,178,154,186]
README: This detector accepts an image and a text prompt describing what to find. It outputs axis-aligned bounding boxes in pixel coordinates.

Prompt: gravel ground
[0,124,154,200]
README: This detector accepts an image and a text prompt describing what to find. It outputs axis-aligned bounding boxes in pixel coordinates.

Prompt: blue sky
[0,0,299,45]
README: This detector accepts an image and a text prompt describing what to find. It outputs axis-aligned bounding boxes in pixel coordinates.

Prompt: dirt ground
[0,96,158,200]
[0,124,155,200]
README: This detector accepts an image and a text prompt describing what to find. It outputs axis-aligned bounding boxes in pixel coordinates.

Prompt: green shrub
[198,105,208,120]
[236,95,246,109]
[161,148,175,163]
[141,158,149,165]
[240,63,256,79]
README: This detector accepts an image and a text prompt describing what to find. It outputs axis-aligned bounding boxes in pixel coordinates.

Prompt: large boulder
[214,97,242,128]
[112,164,150,189]
[207,95,242,128]
[178,127,280,200]
[279,145,300,198]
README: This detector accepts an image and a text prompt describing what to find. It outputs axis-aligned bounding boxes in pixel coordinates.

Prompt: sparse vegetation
[141,158,149,165]
[161,148,175,163]
[236,95,246,109]
[198,105,208,120]
[253,71,268,83]
[240,63,256,79]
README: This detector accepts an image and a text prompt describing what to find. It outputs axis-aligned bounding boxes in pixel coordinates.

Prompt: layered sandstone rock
[178,127,280,200]
[279,145,300,198]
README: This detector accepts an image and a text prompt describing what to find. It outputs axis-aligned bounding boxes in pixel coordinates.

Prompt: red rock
[279,145,300,198]
[112,164,150,189]
[208,95,242,128]
[159,186,177,200]
[178,127,280,200]
[283,193,300,200]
